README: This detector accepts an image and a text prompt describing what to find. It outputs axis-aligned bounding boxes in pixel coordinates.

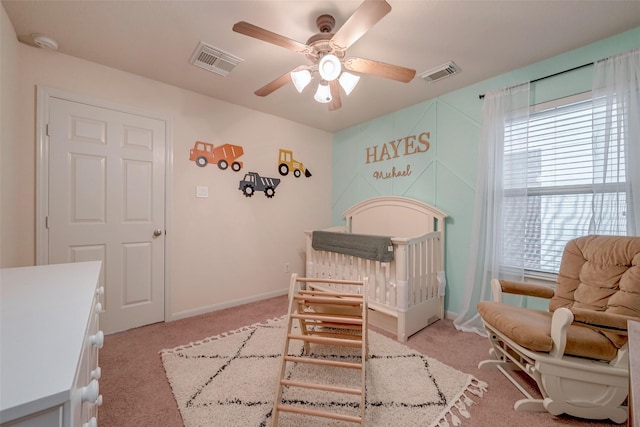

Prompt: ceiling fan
[232,0,416,111]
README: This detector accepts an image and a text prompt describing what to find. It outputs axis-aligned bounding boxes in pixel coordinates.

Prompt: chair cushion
[550,235,640,348]
[478,301,619,361]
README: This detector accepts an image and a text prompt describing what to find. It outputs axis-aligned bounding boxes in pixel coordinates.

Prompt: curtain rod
[478,62,594,100]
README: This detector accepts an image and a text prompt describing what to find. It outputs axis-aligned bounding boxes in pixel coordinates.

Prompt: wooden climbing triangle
[272,274,368,426]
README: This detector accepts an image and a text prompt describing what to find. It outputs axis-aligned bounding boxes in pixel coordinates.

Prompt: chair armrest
[550,307,574,357]
[490,279,554,302]
[548,307,638,359]
[570,307,638,335]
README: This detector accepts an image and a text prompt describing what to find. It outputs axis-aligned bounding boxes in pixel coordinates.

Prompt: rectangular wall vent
[420,61,461,83]
[189,41,243,77]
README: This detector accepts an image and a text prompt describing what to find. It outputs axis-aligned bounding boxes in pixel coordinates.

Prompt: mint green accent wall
[332,27,640,316]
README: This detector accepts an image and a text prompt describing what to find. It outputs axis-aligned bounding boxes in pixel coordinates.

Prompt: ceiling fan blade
[254,66,309,97]
[233,21,310,54]
[343,57,416,83]
[329,80,342,111]
[330,0,392,51]
[255,72,292,97]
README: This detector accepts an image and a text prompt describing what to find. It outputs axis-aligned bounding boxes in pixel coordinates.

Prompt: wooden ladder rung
[298,289,363,298]
[288,333,362,347]
[297,277,365,286]
[301,329,362,340]
[284,355,362,370]
[276,404,362,424]
[293,295,363,306]
[291,312,363,325]
[280,378,362,395]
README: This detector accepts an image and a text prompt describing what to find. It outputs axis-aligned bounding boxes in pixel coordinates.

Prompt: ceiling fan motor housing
[316,14,335,33]
[305,14,348,63]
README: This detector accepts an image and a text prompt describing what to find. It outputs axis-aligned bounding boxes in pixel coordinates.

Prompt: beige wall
[0,5,333,318]
[1,6,20,267]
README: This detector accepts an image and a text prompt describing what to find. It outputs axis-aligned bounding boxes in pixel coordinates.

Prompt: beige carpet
[161,316,487,426]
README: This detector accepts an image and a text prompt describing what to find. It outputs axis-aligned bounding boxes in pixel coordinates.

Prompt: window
[502,94,628,275]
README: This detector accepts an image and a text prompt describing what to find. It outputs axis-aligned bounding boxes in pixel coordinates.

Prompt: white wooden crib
[305,196,447,342]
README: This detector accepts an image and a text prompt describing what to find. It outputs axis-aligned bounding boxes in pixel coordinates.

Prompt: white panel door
[47,97,165,334]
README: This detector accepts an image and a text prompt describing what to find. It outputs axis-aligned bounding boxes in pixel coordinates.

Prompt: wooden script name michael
[365,132,430,180]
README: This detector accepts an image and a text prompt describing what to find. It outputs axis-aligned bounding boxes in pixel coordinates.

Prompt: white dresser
[0,261,104,427]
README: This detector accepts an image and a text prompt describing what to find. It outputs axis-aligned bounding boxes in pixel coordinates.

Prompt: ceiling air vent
[189,41,243,77]
[420,61,461,83]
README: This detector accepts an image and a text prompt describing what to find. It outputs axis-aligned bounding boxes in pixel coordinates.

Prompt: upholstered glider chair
[477,235,640,424]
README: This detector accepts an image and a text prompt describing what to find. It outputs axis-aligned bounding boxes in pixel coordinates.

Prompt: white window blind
[502,96,627,274]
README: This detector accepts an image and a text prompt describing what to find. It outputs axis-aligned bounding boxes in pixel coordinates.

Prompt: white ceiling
[3,0,640,133]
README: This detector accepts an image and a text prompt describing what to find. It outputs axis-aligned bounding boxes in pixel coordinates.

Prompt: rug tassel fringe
[467,377,488,397]
[432,376,488,427]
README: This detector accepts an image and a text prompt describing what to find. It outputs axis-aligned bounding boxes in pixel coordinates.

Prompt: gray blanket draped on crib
[311,230,394,262]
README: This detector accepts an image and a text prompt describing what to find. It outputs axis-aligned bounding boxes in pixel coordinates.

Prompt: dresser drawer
[0,262,103,427]
[2,406,64,427]
[73,287,104,425]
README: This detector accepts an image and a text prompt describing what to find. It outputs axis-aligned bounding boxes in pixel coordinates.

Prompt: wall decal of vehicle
[190,141,244,171]
[239,172,281,198]
[277,149,311,178]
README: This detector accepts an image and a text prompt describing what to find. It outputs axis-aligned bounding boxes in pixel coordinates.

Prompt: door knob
[153,229,163,237]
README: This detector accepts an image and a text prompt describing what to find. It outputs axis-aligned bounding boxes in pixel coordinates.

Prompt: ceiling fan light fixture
[290,69,312,93]
[318,54,341,81]
[338,72,360,95]
[314,82,332,103]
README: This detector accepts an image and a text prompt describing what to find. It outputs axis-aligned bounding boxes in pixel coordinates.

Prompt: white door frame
[35,86,173,325]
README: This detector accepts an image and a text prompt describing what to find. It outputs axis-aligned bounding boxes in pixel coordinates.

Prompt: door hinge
[45,216,49,229]
[46,124,50,136]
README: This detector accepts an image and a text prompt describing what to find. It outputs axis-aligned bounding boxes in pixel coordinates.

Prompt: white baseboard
[169,288,288,322]
[443,310,457,320]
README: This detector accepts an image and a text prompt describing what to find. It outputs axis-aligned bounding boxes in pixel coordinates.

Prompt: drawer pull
[83,417,97,427]
[90,366,102,380]
[95,287,104,296]
[90,330,104,348]
[94,302,103,313]
[81,379,100,404]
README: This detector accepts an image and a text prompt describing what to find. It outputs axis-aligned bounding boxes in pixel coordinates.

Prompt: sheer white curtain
[454,49,640,336]
[453,83,530,335]
[591,48,640,236]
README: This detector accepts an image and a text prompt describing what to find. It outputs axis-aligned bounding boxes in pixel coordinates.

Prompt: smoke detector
[32,34,58,50]
[420,61,461,83]
[189,41,243,77]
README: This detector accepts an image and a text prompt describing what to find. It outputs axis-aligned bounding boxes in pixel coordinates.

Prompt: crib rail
[305,230,442,314]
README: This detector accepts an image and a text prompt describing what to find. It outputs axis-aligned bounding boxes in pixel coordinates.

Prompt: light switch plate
[196,186,209,198]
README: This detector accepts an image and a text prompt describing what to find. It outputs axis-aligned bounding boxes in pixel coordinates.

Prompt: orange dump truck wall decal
[190,141,244,172]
